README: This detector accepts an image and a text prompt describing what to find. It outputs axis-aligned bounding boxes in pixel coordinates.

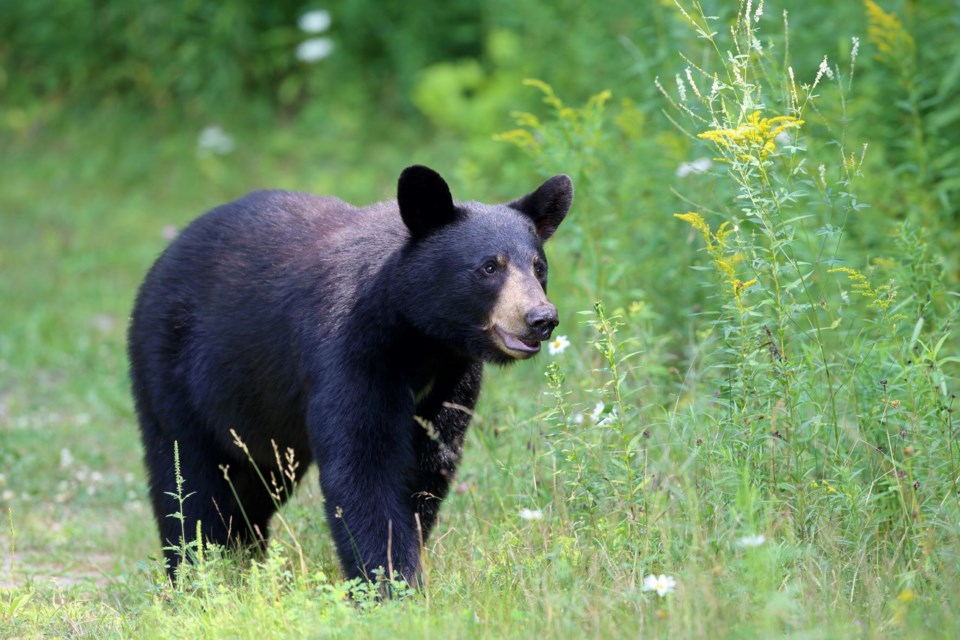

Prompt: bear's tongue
[497,326,541,353]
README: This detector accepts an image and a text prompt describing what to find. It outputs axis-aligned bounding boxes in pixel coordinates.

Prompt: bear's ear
[508,174,574,242]
[397,165,457,239]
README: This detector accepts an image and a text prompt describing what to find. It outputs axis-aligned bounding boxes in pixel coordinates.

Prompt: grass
[3,1,960,638]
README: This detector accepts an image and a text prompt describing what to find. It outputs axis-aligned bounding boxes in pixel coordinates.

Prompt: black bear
[128,165,573,585]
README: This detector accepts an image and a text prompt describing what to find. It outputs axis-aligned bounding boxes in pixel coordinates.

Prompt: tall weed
[499,0,960,627]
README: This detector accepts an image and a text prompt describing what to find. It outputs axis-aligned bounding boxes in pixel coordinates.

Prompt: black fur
[127,166,573,584]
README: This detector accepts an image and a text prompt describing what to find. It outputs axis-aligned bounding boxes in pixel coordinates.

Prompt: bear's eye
[534,261,546,278]
[481,260,499,276]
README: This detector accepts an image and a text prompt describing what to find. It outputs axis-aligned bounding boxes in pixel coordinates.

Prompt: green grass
[3,2,960,638]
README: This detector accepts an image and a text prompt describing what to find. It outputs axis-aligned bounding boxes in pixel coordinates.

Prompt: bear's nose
[525,304,559,341]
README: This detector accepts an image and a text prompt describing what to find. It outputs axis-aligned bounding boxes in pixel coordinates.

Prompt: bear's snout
[525,304,559,341]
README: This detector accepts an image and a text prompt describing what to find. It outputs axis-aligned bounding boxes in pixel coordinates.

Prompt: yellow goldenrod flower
[828,267,897,312]
[674,211,711,239]
[698,111,804,162]
[716,260,736,279]
[864,0,914,59]
[675,213,757,308]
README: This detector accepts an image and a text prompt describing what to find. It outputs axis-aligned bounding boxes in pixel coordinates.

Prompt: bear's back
[158,190,406,283]
[129,189,409,459]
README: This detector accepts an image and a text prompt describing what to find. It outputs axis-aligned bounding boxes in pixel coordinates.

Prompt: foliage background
[2,0,959,637]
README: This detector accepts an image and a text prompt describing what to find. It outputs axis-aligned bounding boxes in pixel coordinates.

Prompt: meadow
[2,1,959,637]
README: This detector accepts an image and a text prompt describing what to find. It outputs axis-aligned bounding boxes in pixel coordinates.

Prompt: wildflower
[774,130,792,146]
[59,448,74,469]
[519,507,543,521]
[675,157,713,178]
[737,534,767,547]
[590,402,605,422]
[675,73,687,102]
[674,212,712,245]
[698,111,804,163]
[296,37,335,63]
[598,411,617,426]
[298,9,331,34]
[590,402,617,426]
[731,278,758,303]
[865,0,914,61]
[684,67,702,99]
[709,76,722,100]
[548,334,570,355]
[812,56,832,89]
[828,267,897,312]
[787,66,799,107]
[197,125,235,155]
[642,574,677,597]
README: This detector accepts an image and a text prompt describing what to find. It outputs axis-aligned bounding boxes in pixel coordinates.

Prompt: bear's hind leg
[143,427,279,581]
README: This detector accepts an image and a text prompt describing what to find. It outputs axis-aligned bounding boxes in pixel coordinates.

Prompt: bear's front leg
[410,361,483,539]
[308,372,422,586]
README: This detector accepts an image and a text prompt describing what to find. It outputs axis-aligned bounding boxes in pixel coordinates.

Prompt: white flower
[591,402,618,426]
[675,73,687,102]
[590,401,605,422]
[298,9,331,34]
[710,76,722,100]
[519,508,543,521]
[676,157,713,178]
[813,55,833,88]
[684,67,702,99]
[197,125,235,155]
[296,37,334,63]
[59,448,74,469]
[737,534,766,548]
[548,335,570,355]
[642,574,677,597]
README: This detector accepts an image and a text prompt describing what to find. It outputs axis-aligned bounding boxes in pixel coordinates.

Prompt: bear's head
[396,165,573,365]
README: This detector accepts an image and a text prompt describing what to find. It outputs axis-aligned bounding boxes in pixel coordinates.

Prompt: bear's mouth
[493,324,541,355]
